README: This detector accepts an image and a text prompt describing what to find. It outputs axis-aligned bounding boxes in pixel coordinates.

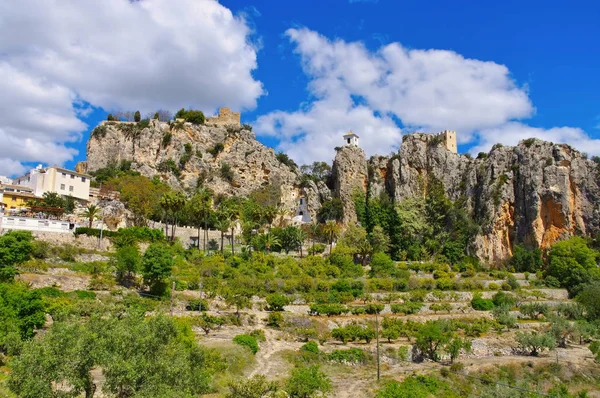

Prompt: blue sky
[1,0,599,176]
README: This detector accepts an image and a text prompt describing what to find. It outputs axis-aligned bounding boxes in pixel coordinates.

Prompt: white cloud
[0,0,263,176]
[472,122,600,156]
[255,28,541,164]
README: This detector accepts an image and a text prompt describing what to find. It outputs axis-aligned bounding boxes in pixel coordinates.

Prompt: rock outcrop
[331,134,600,263]
[86,120,301,211]
[331,146,368,224]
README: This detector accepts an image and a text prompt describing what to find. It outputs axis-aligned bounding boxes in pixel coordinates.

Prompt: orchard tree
[415,321,450,361]
[114,245,141,285]
[285,365,332,398]
[515,331,555,356]
[445,337,471,364]
[141,244,174,295]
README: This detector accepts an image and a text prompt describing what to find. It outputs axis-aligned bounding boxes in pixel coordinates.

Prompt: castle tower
[439,130,457,153]
[343,131,359,147]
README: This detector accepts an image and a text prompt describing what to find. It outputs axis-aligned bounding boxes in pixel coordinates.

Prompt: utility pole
[376,310,380,381]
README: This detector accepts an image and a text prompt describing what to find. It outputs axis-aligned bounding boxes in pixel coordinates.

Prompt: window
[70,174,75,179]
[12,196,16,201]
[69,186,74,192]
[62,173,66,178]
[347,138,351,144]
[81,177,86,183]
[60,184,65,190]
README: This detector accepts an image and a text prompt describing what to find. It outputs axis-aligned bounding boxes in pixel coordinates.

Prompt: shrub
[175,108,205,125]
[220,162,234,182]
[301,341,320,354]
[390,302,423,315]
[365,303,384,314]
[471,294,495,311]
[267,312,284,328]
[266,293,290,311]
[286,365,331,398]
[162,132,172,147]
[249,329,266,342]
[492,291,516,308]
[207,142,225,156]
[185,298,208,312]
[329,348,368,363]
[233,334,259,355]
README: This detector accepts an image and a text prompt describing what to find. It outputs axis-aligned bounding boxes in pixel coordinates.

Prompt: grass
[0,371,15,398]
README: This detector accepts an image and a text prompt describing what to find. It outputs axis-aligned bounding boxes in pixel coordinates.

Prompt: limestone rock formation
[86,120,301,211]
[331,133,600,263]
[331,146,368,224]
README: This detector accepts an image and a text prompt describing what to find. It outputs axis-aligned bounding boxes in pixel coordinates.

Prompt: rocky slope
[84,119,600,263]
[334,134,600,262]
[84,119,301,211]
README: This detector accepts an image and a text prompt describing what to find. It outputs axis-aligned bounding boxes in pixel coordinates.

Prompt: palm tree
[215,218,231,255]
[82,204,101,228]
[322,220,341,254]
[296,228,307,258]
[262,232,280,253]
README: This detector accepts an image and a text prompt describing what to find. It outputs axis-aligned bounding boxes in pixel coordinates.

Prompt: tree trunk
[197,226,201,249]
[231,227,235,256]
[203,215,208,253]
[220,231,224,255]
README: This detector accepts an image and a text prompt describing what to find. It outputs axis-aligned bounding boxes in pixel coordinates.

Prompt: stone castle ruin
[437,130,457,153]
[206,107,241,127]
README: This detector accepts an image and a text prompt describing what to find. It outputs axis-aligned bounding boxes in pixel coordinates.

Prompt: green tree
[114,245,141,285]
[134,110,141,122]
[8,321,95,398]
[510,244,543,272]
[339,224,371,265]
[0,282,45,351]
[0,230,33,281]
[266,294,290,311]
[160,191,186,240]
[445,337,471,363]
[285,365,332,398]
[415,321,451,361]
[576,282,600,320]
[186,189,213,252]
[515,331,555,356]
[317,198,344,223]
[322,220,340,254]
[215,217,231,255]
[547,237,598,293]
[141,244,174,295]
[82,204,101,228]
[369,225,390,254]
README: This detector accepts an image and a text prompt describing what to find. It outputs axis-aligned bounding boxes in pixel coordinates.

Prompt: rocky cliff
[85,120,301,211]
[84,119,600,263]
[332,134,600,263]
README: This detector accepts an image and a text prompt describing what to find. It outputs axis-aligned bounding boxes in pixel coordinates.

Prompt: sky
[1,0,599,177]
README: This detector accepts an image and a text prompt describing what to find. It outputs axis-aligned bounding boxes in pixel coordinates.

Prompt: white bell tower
[343,131,359,147]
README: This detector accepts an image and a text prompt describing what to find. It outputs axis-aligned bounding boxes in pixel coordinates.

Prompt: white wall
[0,216,75,233]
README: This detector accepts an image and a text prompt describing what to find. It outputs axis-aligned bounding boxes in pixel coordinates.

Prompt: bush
[365,303,384,314]
[233,334,259,355]
[329,348,368,363]
[185,298,208,311]
[266,293,290,311]
[207,142,224,157]
[471,294,495,311]
[390,302,423,315]
[492,291,516,308]
[301,341,320,354]
[220,162,234,182]
[266,312,284,328]
[286,365,331,398]
[175,108,205,125]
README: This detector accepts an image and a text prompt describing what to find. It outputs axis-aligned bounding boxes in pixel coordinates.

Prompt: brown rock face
[332,134,600,263]
[331,146,368,224]
[86,120,301,211]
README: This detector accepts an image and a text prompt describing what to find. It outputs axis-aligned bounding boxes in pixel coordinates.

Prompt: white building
[13,165,91,202]
[0,176,12,185]
[343,131,359,147]
[291,197,312,224]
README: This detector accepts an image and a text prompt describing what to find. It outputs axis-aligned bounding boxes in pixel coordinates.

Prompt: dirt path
[247,329,300,380]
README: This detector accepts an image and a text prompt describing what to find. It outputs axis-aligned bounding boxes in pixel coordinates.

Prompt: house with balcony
[13,165,91,202]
